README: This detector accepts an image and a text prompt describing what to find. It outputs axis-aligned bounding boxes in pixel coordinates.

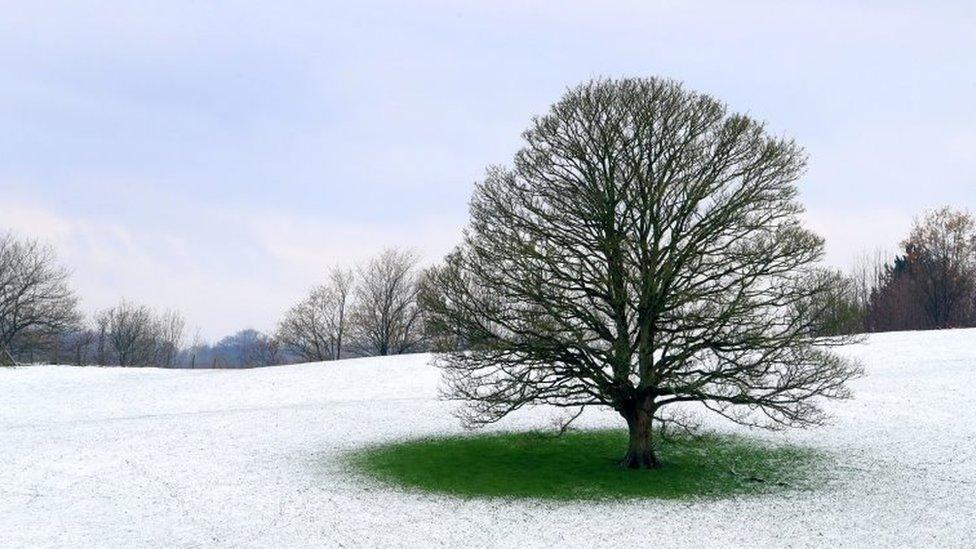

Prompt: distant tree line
[815,206,976,335]
[3,205,972,366]
[0,231,428,367]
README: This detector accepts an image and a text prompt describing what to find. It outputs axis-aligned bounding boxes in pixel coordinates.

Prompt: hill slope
[2,330,975,547]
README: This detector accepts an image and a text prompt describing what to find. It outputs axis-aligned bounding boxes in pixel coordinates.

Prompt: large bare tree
[352,249,425,356]
[422,78,863,468]
[277,267,354,361]
[0,232,80,363]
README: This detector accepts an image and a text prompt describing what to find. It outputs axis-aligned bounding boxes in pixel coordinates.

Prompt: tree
[95,311,110,365]
[212,329,280,368]
[91,301,186,367]
[277,268,354,361]
[902,207,976,328]
[186,328,204,368]
[864,254,927,332]
[0,232,81,362]
[97,301,158,366]
[807,270,864,336]
[60,327,96,366]
[422,78,863,468]
[157,310,186,368]
[351,249,425,356]
[857,208,976,333]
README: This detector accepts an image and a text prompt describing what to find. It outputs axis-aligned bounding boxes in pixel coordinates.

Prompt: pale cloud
[0,194,465,339]
[0,200,74,242]
[803,208,908,270]
[0,195,282,337]
[250,216,462,274]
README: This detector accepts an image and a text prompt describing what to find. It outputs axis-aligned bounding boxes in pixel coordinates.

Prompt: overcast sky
[1,1,973,339]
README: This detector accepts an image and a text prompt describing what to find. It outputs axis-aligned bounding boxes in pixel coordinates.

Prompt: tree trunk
[1,345,17,367]
[619,399,660,469]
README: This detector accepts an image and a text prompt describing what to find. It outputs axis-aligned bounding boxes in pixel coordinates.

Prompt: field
[2,329,975,547]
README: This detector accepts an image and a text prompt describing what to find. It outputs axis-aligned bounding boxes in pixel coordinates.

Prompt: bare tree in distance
[212,328,281,368]
[352,248,425,356]
[91,301,186,367]
[864,254,928,332]
[850,250,890,318]
[0,232,81,364]
[852,208,976,333]
[188,328,204,368]
[95,312,110,365]
[903,207,976,328]
[422,77,863,468]
[277,267,354,361]
[97,301,158,366]
[158,310,186,368]
[62,326,96,366]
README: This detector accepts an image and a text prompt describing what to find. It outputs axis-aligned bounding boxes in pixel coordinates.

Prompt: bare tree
[850,249,889,316]
[858,208,976,332]
[277,267,354,361]
[329,268,354,358]
[864,254,927,332]
[903,207,976,328]
[264,336,283,366]
[97,301,158,366]
[187,328,204,368]
[422,78,863,468]
[0,232,80,363]
[157,310,186,368]
[213,328,280,368]
[61,327,96,366]
[351,249,425,356]
[95,312,110,365]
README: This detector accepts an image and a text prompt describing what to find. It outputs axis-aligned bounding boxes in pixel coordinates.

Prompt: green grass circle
[349,429,823,501]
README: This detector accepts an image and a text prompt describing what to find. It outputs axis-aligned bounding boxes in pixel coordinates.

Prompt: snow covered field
[2,329,975,548]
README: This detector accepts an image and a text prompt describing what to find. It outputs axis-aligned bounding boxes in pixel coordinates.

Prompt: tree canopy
[422,77,863,468]
[0,232,80,363]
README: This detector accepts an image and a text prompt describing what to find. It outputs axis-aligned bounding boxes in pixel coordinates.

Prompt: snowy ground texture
[2,329,975,548]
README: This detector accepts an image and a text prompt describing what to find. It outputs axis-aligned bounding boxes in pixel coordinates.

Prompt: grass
[348,428,823,501]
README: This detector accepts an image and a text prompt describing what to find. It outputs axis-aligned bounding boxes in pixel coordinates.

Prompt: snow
[2,329,975,548]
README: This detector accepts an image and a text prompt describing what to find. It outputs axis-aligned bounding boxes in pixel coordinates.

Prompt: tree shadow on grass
[346,429,827,501]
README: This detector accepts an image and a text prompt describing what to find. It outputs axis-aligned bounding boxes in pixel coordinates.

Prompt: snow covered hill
[2,330,975,547]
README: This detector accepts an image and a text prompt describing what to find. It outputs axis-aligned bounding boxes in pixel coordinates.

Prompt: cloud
[0,200,74,241]
[248,212,465,289]
[0,194,466,340]
[803,208,910,269]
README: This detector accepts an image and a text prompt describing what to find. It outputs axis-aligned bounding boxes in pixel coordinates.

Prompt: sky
[1,1,974,339]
